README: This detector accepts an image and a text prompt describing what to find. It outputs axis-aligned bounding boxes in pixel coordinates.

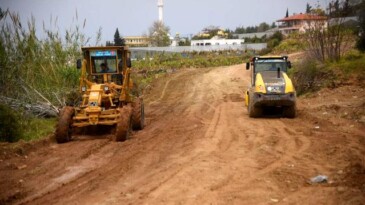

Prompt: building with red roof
[277,13,328,35]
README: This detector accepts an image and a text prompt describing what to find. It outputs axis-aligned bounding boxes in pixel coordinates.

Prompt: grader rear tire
[55,106,74,143]
[113,106,132,142]
[132,97,145,130]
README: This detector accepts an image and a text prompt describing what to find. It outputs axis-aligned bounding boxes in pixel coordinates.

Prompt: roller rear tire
[283,105,296,118]
[248,95,262,118]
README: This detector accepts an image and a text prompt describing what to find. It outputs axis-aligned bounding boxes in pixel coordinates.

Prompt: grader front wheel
[113,106,132,142]
[55,106,74,143]
[132,97,145,130]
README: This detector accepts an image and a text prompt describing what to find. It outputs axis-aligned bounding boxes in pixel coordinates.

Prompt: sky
[1,0,329,43]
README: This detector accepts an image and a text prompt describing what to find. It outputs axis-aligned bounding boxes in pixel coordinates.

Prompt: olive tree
[148,21,171,47]
[305,17,354,62]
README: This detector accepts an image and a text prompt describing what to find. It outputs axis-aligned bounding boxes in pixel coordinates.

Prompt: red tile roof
[277,13,327,22]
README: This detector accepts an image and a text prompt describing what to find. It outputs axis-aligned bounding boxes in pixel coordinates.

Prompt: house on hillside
[277,13,328,35]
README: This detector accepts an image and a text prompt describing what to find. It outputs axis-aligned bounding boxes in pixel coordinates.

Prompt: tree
[114,28,125,46]
[329,0,353,17]
[235,26,245,34]
[257,22,270,32]
[0,7,8,21]
[178,38,191,46]
[203,26,220,37]
[106,41,113,46]
[311,3,326,16]
[311,7,326,16]
[305,19,353,62]
[271,22,276,28]
[148,21,171,47]
[225,29,237,39]
[286,8,289,18]
[334,0,340,12]
[306,3,312,13]
[342,0,350,16]
[356,0,365,51]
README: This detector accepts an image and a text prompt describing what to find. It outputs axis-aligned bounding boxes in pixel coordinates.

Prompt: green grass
[328,50,365,77]
[133,52,250,71]
[273,38,306,54]
[20,117,56,141]
[0,104,56,142]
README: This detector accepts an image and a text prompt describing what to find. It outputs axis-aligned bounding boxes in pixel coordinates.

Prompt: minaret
[158,0,164,22]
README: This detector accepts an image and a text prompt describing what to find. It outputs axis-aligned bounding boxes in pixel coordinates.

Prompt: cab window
[254,60,287,73]
[90,50,118,74]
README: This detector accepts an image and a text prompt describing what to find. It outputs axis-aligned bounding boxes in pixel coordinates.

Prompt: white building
[191,37,244,46]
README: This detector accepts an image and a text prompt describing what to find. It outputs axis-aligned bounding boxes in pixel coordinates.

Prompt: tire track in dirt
[15,139,121,205]
[115,65,311,204]
[3,64,364,205]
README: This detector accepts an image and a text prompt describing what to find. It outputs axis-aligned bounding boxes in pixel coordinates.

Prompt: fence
[130,43,267,59]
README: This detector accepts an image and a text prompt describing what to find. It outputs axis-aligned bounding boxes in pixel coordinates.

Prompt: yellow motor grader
[245,56,296,118]
[55,46,144,143]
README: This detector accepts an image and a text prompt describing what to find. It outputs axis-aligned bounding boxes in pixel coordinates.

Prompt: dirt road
[1,64,365,205]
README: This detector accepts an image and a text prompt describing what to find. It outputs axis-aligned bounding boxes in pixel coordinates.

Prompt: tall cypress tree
[285,8,289,18]
[306,3,312,13]
[114,28,125,46]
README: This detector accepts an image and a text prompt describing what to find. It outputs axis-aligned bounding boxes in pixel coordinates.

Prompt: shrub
[344,49,363,60]
[291,58,336,95]
[0,104,22,142]
[273,38,306,54]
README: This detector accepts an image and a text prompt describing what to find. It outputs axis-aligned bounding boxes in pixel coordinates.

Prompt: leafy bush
[291,59,336,95]
[0,104,56,142]
[344,49,363,60]
[273,38,306,54]
[0,104,22,142]
[259,31,284,55]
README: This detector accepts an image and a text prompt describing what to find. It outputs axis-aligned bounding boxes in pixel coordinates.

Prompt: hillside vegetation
[290,50,365,95]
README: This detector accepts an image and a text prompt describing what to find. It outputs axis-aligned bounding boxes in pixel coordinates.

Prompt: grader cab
[55,46,144,143]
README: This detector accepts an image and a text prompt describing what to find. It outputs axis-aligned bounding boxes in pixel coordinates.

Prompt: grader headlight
[89,102,98,107]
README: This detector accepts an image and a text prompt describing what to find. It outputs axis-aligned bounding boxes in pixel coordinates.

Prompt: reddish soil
[1,64,364,205]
